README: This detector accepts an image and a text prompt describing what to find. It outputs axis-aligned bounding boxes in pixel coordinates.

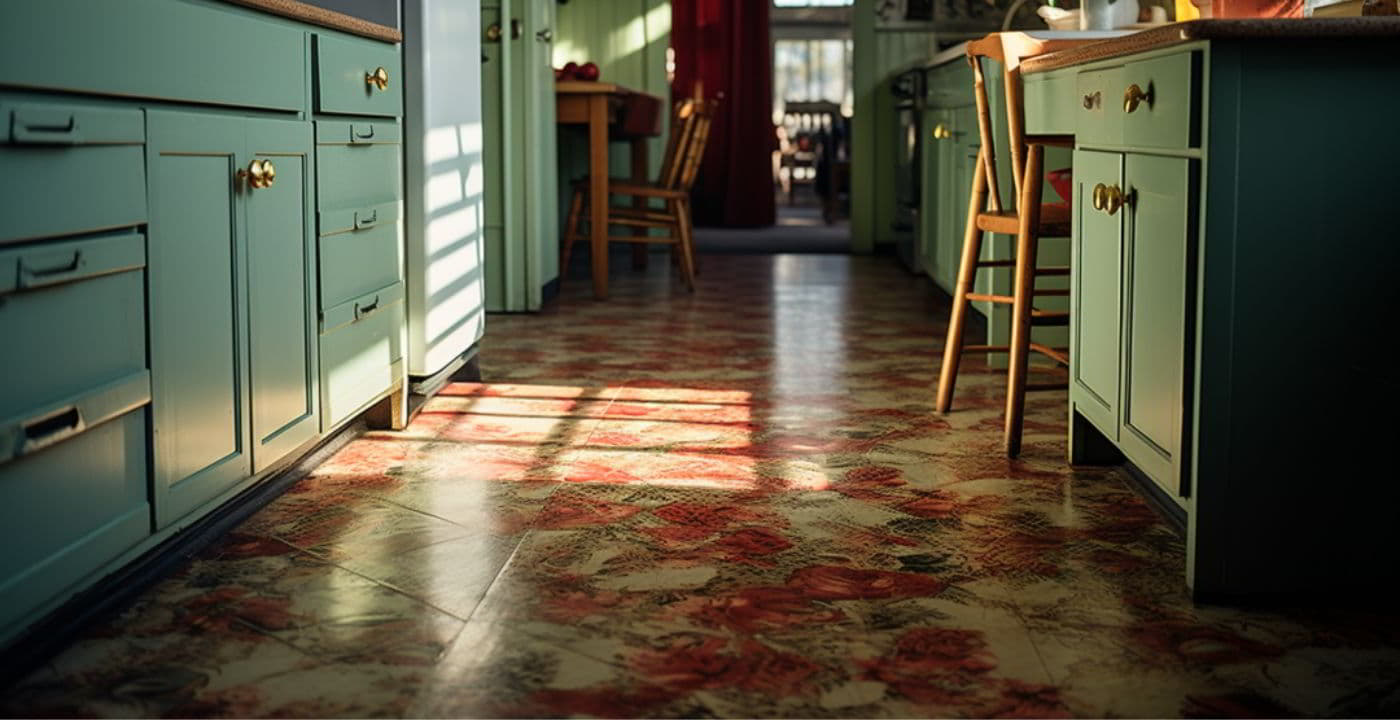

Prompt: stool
[934,35,1076,457]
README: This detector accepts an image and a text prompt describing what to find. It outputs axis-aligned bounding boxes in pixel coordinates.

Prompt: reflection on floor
[9,255,1400,717]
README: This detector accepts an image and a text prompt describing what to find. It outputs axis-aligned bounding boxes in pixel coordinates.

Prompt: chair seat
[572,178,687,200]
[975,204,1071,236]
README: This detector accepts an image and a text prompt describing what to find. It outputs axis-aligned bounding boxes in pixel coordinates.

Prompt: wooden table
[556,81,664,300]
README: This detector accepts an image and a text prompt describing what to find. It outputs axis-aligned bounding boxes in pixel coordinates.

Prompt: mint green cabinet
[247,121,320,473]
[1119,154,1190,495]
[148,112,319,528]
[147,112,252,529]
[1069,148,1190,501]
[483,0,557,312]
[0,0,306,111]
[0,230,152,634]
[1070,149,1122,439]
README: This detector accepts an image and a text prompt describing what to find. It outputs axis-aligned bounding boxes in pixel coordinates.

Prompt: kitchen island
[1022,18,1400,599]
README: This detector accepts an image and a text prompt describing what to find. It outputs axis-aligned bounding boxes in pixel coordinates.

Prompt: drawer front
[0,102,146,245]
[1075,66,1124,147]
[0,232,147,422]
[320,286,404,429]
[316,141,402,214]
[319,202,402,309]
[0,0,305,111]
[1121,52,1196,150]
[1023,71,1077,136]
[0,408,150,633]
[315,34,404,117]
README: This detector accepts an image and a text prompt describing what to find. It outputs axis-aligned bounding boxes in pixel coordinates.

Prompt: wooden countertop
[219,0,402,43]
[924,31,1132,70]
[1023,18,1400,74]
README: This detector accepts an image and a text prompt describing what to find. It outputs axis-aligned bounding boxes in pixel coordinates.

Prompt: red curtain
[670,0,775,228]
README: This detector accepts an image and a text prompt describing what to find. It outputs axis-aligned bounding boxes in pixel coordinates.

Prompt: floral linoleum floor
[8,254,1400,718]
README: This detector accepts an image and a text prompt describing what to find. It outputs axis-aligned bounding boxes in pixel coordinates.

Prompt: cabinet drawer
[0,232,147,423]
[0,407,150,633]
[320,285,404,428]
[1122,52,1197,150]
[316,129,402,214]
[0,102,146,245]
[0,0,305,111]
[1076,66,1124,147]
[315,34,403,117]
[319,202,402,309]
[1023,71,1076,136]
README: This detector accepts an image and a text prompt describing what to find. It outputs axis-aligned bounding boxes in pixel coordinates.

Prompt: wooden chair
[562,96,716,291]
[934,33,1081,457]
[779,100,843,217]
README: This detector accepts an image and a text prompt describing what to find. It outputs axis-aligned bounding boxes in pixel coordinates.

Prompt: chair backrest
[965,32,1096,213]
[657,98,701,190]
[675,98,718,193]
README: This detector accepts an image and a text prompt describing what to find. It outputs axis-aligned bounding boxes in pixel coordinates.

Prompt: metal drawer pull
[353,124,376,141]
[354,295,381,320]
[22,114,77,134]
[19,405,85,457]
[1082,91,1101,110]
[18,251,85,288]
[932,123,952,140]
[366,67,390,91]
[1124,83,1153,113]
[12,110,82,144]
[355,209,379,229]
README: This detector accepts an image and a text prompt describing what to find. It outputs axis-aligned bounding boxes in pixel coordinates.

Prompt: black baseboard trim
[541,277,560,304]
[0,418,366,688]
[1120,461,1188,538]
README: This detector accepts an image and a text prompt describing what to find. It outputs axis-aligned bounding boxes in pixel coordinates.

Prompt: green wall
[851,2,936,254]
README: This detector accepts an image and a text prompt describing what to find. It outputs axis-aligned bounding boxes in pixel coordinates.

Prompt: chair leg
[936,148,991,414]
[674,198,697,291]
[562,186,585,279]
[1004,144,1046,457]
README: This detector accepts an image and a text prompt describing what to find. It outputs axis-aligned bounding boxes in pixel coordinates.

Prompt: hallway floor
[9,255,1400,717]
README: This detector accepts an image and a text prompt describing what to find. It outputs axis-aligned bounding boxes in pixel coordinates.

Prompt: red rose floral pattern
[6,255,1400,718]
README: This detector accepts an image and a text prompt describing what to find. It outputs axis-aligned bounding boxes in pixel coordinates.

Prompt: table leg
[630,137,649,270]
[588,95,609,300]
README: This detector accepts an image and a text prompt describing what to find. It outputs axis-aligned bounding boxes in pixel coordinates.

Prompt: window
[772,38,854,122]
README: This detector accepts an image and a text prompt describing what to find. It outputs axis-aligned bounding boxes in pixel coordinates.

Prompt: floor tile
[13,254,1400,718]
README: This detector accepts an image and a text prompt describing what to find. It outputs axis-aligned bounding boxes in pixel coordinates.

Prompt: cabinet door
[919,107,946,279]
[246,119,319,472]
[146,111,251,528]
[1120,154,1192,498]
[934,109,964,293]
[951,106,982,302]
[1069,149,1123,439]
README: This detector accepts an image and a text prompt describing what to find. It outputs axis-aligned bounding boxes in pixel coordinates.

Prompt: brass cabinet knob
[485,23,502,42]
[366,66,390,91]
[932,123,952,140]
[1123,83,1152,113]
[1092,183,1107,211]
[244,159,276,189]
[1103,184,1125,215]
